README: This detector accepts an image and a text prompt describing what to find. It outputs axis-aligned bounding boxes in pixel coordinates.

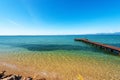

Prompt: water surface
[0,35,120,80]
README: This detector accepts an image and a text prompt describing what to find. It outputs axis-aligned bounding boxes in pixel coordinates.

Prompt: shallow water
[0,35,120,80]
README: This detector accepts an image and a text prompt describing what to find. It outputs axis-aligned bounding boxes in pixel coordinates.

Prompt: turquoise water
[0,35,120,54]
[0,35,120,80]
[0,35,119,60]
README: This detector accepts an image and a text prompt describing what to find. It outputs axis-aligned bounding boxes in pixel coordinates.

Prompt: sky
[0,0,120,35]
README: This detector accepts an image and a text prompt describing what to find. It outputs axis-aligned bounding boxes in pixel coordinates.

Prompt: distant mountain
[96,32,120,35]
[87,32,120,35]
[113,32,120,35]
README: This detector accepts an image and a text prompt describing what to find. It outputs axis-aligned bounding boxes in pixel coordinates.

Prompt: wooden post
[118,51,120,56]
[111,49,113,52]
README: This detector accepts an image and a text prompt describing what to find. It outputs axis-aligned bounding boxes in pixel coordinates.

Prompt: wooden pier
[74,38,120,55]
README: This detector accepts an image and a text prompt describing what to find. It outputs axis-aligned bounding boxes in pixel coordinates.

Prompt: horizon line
[0,33,119,36]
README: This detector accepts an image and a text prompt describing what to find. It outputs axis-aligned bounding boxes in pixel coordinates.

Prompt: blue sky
[0,0,120,35]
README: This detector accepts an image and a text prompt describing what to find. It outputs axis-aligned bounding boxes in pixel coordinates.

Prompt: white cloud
[7,19,21,26]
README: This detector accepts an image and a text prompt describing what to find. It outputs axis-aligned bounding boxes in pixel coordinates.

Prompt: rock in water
[1,75,22,80]
[15,75,22,80]
[26,77,32,80]
[0,71,6,78]
[1,74,13,79]
[1,75,15,80]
